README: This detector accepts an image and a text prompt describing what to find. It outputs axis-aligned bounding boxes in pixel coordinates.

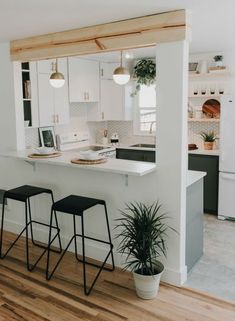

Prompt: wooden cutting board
[28,152,62,159]
[202,99,220,118]
[71,158,107,165]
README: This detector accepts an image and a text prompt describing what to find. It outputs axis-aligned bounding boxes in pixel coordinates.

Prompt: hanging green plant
[131,58,156,96]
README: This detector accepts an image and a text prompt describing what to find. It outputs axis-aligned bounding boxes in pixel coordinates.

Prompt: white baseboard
[3,219,187,286]
[161,265,188,286]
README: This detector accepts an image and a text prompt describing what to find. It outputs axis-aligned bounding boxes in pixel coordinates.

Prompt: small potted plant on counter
[116,202,174,300]
[200,131,216,150]
[213,55,223,67]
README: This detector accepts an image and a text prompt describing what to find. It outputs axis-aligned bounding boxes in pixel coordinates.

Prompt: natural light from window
[137,84,156,134]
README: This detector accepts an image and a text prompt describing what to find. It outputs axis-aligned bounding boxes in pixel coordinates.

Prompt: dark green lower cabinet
[188,154,219,214]
[116,149,155,162]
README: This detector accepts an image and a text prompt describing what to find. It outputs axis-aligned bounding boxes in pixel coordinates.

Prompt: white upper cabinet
[68,58,100,103]
[87,79,133,121]
[37,58,70,127]
[100,62,119,80]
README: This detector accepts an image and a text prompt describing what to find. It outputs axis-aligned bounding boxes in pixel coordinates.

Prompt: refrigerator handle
[221,173,235,181]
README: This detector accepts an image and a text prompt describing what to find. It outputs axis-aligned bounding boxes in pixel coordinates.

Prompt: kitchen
[0,13,197,291]
[7,47,235,301]
[0,6,234,313]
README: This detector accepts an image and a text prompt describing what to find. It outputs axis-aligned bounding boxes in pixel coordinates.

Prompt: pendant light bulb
[50,59,65,88]
[113,51,130,85]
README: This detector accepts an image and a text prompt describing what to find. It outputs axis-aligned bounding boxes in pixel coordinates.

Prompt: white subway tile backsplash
[25,128,39,148]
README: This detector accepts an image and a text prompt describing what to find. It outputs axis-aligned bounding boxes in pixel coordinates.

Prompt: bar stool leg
[73,215,79,260]
[0,196,6,258]
[27,198,35,245]
[46,207,53,280]
[50,193,62,253]
[25,200,31,271]
[104,203,115,271]
[81,214,88,295]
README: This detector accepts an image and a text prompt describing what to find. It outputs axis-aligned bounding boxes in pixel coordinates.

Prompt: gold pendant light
[49,59,65,88]
[113,51,130,85]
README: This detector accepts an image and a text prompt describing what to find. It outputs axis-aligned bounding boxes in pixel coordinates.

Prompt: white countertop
[188,149,219,156]
[187,170,207,187]
[0,149,207,184]
[0,149,156,177]
[115,145,219,156]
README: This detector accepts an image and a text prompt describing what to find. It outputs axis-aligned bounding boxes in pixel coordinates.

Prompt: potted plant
[116,202,174,300]
[131,59,156,96]
[200,131,216,150]
[213,55,223,67]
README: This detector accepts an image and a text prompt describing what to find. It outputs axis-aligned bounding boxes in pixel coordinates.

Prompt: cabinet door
[38,73,55,127]
[100,62,119,80]
[68,58,99,102]
[144,151,155,162]
[116,149,145,161]
[188,154,219,214]
[85,60,100,102]
[101,79,124,120]
[54,80,70,125]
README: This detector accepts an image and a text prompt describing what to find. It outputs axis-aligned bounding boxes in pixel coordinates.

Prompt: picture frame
[39,126,56,148]
[189,62,198,73]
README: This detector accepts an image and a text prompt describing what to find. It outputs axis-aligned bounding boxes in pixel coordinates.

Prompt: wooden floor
[0,231,234,321]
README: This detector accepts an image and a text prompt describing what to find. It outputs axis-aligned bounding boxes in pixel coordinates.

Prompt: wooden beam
[10,10,190,61]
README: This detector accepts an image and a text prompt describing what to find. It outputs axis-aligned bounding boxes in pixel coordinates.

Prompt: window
[134,84,156,135]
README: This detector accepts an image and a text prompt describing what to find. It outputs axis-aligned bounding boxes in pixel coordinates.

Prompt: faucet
[149,121,156,134]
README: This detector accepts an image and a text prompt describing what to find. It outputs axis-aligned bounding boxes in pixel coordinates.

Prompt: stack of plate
[33,147,57,156]
[79,150,104,161]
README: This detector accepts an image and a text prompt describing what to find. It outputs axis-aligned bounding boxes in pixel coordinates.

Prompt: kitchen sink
[130,144,156,148]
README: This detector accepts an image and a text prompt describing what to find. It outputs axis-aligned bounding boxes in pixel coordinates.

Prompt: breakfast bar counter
[0,149,156,176]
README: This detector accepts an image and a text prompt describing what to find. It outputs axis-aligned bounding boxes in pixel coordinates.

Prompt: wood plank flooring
[0,231,234,321]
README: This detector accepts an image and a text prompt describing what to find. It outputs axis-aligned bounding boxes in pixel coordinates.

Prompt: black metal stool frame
[46,202,115,295]
[0,191,62,271]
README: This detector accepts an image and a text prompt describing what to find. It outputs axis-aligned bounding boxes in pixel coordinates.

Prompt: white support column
[156,40,189,285]
[0,42,25,151]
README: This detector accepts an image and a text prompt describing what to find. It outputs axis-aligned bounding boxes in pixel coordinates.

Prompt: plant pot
[204,142,214,150]
[133,261,164,299]
[215,61,223,67]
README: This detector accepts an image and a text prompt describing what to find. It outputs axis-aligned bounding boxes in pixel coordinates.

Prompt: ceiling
[0,0,234,53]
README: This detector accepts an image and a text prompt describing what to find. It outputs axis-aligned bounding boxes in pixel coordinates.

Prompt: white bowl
[79,150,101,160]
[34,147,55,155]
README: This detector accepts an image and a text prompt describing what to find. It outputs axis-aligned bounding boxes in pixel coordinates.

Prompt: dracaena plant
[115,202,175,276]
[200,131,216,142]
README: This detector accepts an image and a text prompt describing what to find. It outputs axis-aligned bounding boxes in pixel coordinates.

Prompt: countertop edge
[0,151,157,177]
[187,170,207,187]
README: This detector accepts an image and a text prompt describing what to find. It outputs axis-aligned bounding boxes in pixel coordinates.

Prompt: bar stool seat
[5,185,52,202]
[52,195,105,215]
[46,194,115,295]
[0,185,62,271]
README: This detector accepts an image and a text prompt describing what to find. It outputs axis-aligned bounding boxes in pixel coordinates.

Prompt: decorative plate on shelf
[202,99,220,118]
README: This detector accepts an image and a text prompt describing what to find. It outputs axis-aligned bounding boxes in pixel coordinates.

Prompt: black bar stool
[46,195,115,295]
[0,185,62,271]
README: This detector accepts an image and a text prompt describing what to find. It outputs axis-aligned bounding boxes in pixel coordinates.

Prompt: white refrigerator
[219,95,235,219]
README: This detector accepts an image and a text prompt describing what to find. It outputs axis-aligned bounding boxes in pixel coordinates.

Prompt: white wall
[0,43,18,151]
